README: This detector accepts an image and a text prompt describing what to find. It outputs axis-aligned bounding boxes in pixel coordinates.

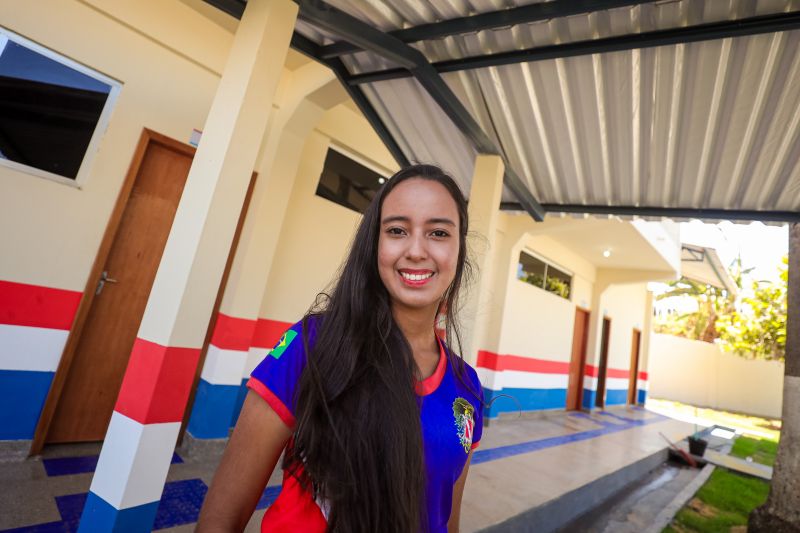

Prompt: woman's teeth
[400,272,434,281]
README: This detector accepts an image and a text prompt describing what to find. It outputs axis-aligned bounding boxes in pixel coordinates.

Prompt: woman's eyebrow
[381,215,456,226]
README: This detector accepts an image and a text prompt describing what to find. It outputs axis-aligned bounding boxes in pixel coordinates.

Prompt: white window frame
[518,248,574,300]
[0,27,122,189]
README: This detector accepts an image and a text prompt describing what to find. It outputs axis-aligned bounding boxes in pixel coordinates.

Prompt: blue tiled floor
[1,479,281,532]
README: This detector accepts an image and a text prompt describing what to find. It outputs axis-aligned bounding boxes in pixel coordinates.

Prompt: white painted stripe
[244,347,269,377]
[200,345,248,386]
[0,323,68,372]
[502,370,568,390]
[637,379,649,391]
[90,412,180,509]
[476,367,569,391]
[583,375,597,390]
[606,377,629,390]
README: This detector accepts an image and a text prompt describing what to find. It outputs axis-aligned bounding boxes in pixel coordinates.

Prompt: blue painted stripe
[472,411,667,465]
[484,387,567,418]
[638,389,647,404]
[187,379,240,439]
[76,491,159,533]
[43,453,182,478]
[597,411,640,424]
[605,389,629,406]
[0,370,54,440]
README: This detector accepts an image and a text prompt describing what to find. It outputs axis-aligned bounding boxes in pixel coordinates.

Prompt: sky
[680,220,789,283]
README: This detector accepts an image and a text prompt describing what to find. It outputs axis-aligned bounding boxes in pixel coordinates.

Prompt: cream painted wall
[648,334,784,418]
[496,233,596,361]
[598,283,649,370]
[0,0,246,292]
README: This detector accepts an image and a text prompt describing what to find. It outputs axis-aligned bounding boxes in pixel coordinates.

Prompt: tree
[654,256,747,343]
[749,223,800,532]
[717,256,787,361]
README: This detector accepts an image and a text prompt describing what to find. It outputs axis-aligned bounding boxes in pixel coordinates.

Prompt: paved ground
[0,405,693,532]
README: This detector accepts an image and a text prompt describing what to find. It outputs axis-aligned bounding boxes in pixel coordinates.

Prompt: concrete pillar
[462,155,505,366]
[187,65,336,439]
[78,0,298,530]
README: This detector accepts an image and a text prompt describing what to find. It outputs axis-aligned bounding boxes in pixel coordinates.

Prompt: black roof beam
[348,10,800,85]
[319,0,658,59]
[500,203,800,223]
[297,0,546,221]
[290,32,411,168]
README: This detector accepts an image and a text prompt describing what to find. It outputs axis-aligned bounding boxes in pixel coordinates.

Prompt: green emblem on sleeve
[269,330,298,359]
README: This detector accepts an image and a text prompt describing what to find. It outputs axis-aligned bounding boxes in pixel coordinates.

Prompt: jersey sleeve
[247,320,311,428]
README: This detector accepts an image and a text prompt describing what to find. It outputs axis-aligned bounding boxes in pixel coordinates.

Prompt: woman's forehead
[381,179,459,222]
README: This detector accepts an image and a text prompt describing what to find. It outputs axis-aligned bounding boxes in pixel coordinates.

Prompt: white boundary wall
[648,333,784,419]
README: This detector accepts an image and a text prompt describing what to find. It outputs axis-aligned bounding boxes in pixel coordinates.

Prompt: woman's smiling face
[378,178,461,314]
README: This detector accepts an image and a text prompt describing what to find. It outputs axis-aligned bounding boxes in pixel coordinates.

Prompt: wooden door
[566,308,590,410]
[595,317,611,409]
[628,329,642,404]
[45,132,194,443]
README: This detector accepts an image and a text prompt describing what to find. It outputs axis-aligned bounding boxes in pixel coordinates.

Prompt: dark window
[517,251,572,300]
[315,148,385,214]
[0,32,115,181]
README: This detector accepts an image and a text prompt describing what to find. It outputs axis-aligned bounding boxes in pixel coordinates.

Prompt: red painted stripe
[471,440,480,450]
[251,318,293,348]
[479,350,635,380]
[247,377,296,428]
[638,371,649,381]
[585,364,630,379]
[0,280,81,330]
[477,350,571,375]
[210,313,256,351]
[114,338,201,425]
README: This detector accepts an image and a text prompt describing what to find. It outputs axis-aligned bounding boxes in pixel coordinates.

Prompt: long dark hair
[288,164,472,532]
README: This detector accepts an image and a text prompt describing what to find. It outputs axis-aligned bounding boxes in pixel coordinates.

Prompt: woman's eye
[387,227,406,235]
[431,230,450,238]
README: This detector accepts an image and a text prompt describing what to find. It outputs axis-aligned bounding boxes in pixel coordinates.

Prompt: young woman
[197,165,484,532]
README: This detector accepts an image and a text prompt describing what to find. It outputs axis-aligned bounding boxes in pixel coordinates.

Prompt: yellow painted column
[462,155,505,366]
[188,65,338,438]
[78,0,298,530]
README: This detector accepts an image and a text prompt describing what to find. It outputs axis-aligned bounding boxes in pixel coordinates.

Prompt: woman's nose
[406,234,427,260]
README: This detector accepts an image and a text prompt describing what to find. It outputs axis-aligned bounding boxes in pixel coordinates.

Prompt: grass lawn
[730,435,779,467]
[663,434,778,533]
[663,469,770,533]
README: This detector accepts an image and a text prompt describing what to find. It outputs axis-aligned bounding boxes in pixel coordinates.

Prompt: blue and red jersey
[247,317,484,532]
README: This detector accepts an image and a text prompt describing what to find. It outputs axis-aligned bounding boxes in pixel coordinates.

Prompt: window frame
[0,27,122,189]
[517,248,574,301]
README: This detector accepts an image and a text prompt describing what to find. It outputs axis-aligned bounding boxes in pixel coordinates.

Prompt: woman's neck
[392,304,439,377]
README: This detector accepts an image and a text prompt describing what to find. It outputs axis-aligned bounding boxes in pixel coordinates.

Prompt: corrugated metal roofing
[294,0,800,220]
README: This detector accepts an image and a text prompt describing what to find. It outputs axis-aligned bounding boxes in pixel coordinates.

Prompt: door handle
[96,270,118,295]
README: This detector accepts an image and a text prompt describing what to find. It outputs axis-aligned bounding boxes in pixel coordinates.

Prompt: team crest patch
[452,397,475,453]
[269,330,297,359]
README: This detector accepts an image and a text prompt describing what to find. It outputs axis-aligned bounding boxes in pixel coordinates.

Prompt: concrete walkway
[0,406,692,532]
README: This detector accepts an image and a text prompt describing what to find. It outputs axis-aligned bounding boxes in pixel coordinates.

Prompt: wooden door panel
[566,308,589,410]
[47,141,192,443]
[628,329,641,405]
